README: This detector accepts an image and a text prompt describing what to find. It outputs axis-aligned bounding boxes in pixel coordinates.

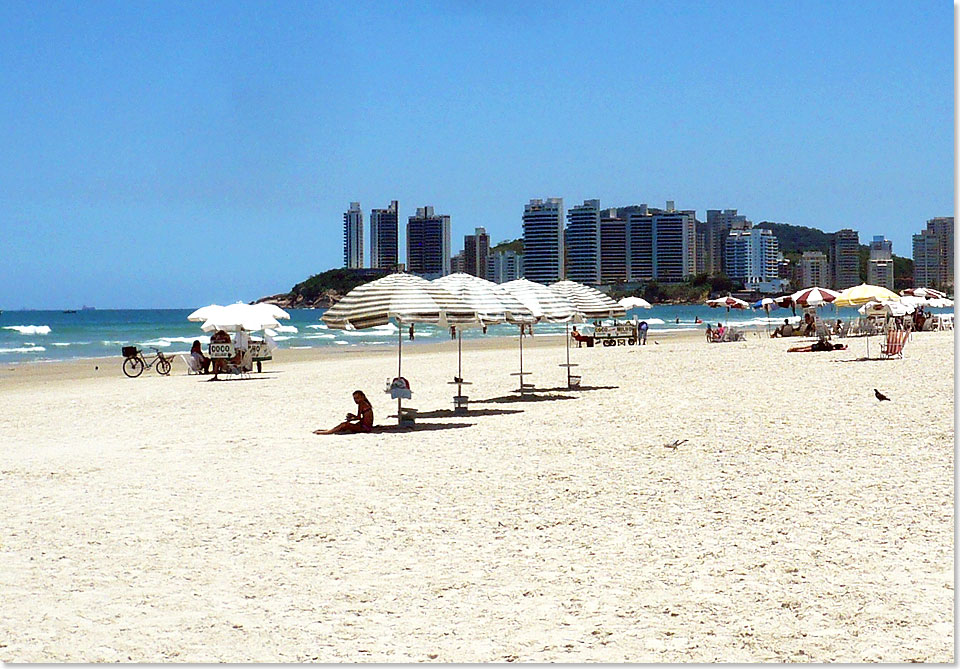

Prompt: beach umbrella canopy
[550,280,627,320]
[321,273,476,422]
[773,294,794,307]
[433,273,535,325]
[252,303,291,320]
[791,286,840,307]
[705,296,750,309]
[858,300,912,317]
[901,287,947,299]
[898,295,927,309]
[199,303,281,332]
[433,273,536,395]
[187,304,224,322]
[833,283,900,308]
[752,297,778,309]
[500,279,578,323]
[321,273,476,330]
[927,297,954,308]
[618,296,652,310]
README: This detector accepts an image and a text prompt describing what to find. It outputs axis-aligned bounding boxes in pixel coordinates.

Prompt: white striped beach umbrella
[550,280,627,389]
[791,286,840,307]
[498,279,580,391]
[901,287,947,299]
[500,278,578,323]
[433,273,535,394]
[550,280,627,320]
[322,274,476,420]
[434,273,535,326]
[322,273,475,330]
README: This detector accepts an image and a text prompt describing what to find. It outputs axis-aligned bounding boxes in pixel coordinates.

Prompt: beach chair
[721,326,745,342]
[180,354,202,375]
[223,348,254,378]
[879,329,908,359]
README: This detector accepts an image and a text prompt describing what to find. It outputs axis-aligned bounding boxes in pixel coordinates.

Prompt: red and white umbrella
[791,286,839,307]
[901,287,947,299]
[705,296,750,309]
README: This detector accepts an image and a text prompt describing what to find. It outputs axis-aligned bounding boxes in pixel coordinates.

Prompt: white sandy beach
[0,330,953,662]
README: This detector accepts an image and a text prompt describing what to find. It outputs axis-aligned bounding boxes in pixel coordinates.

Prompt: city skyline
[0,2,952,308]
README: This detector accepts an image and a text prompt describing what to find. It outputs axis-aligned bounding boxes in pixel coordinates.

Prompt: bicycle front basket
[121,346,139,358]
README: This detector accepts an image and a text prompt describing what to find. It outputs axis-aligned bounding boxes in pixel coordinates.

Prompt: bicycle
[121,346,172,378]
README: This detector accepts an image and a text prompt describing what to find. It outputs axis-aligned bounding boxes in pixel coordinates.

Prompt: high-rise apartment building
[801,251,831,288]
[343,202,364,269]
[450,251,465,275]
[913,217,954,288]
[867,235,894,290]
[565,199,602,284]
[626,204,653,282]
[406,206,451,279]
[706,209,749,275]
[489,249,524,283]
[724,228,779,290]
[370,200,399,270]
[600,209,627,284]
[831,229,861,290]
[626,202,696,283]
[695,221,709,276]
[522,198,564,283]
[463,227,491,278]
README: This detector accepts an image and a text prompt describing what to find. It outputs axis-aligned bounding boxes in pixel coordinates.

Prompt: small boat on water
[63,309,78,313]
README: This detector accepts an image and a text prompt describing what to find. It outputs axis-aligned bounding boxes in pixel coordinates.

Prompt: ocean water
[0,303,946,364]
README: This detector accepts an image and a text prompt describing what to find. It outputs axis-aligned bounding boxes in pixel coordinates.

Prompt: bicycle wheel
[123,357,144,378]
[156,358,172,376]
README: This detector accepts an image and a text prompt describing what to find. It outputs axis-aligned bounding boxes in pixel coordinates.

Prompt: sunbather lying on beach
[787,340,848,353]
[314,390,374,435]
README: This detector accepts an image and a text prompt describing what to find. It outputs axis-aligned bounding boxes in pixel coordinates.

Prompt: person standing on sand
[315,390,374,434]
[409,324,415,340]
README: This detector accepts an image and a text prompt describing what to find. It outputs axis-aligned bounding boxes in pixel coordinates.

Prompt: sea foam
[0,346,46,353]
[4,325,51,335]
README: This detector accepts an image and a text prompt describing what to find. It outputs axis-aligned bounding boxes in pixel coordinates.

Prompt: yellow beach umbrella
[834,284,901,358]
[833,283,900,307]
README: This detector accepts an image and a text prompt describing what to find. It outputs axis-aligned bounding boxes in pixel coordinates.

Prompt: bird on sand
[874,389,891,402]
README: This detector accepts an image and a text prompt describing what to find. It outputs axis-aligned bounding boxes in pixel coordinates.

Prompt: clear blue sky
[0,1,953,309]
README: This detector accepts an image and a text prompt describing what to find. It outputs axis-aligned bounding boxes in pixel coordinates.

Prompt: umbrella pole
[458,328,462,380]
[397,319,402,423]
[565,323,570,387]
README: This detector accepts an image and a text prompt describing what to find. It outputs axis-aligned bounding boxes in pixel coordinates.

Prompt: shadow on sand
[531,384,619,392]
[374,422,475,433]
[411,408,524,419]
[472,393,577,404]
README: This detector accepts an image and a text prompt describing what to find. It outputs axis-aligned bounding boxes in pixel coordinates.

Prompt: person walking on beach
[409,324,415,341]
[315,390,374,435]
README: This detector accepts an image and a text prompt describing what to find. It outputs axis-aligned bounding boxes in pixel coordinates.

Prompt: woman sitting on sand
[315,390,374,435]
[190,340,210,374]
